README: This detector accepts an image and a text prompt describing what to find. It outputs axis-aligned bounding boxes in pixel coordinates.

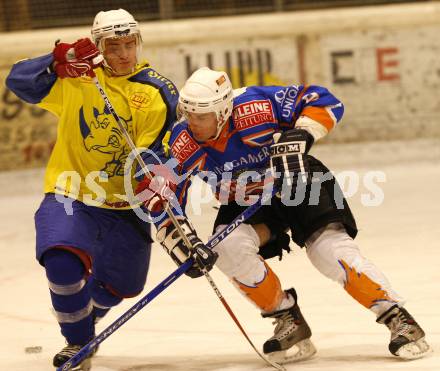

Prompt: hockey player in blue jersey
[6,10,216,371]
[137,67,431,363]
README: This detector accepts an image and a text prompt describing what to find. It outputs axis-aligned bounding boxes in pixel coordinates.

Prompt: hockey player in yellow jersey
[6,8,218,370]
[8,11,176,210]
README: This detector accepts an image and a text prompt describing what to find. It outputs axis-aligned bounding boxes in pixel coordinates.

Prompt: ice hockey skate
[53,344,97,370]
[377,305,432,360]
[262,288,316,364]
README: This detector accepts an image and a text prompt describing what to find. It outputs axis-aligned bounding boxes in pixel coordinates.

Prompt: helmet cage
[91,9,142,69]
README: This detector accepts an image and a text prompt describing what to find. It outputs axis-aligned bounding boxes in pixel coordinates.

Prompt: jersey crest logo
[79,105,132,177]
[171,130,200,163]
[129,91,151,110]
[232,100,275,130]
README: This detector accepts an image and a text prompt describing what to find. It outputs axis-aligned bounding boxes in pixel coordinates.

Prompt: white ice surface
[0,139,439,371]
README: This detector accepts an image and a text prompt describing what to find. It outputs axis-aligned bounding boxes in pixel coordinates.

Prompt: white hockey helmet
[179,67,234,139]
[91,9,142,59]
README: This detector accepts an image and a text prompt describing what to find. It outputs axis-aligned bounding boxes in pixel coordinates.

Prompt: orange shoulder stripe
[301,106,335,131]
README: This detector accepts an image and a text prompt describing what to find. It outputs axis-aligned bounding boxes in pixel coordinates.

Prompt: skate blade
[396,338,433,360]
[267,339,317,364]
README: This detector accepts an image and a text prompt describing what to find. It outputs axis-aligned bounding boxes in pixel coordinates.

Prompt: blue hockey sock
[89,276,123,323]
[44,248,94,345]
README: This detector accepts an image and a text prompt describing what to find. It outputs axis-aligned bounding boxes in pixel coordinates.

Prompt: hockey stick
[57,192,277,371]
[198,191,285,371]
[197,190,284,371]
[200,269,285,371]
[86,71,284,370]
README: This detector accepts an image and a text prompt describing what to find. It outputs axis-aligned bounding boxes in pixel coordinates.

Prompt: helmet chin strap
[103,63,137,76]
[212,114,228,140]
[102,60,115,75]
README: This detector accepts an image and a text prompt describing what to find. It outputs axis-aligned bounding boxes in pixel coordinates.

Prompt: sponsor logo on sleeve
[232,100,275,130]
[274,86,299,119]
[146,69,178,95]
[171,130,199,163]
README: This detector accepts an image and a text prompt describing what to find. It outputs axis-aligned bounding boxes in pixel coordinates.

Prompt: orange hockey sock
[233,262,284,312]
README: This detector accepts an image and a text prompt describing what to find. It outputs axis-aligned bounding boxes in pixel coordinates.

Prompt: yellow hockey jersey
[6,54,178,209]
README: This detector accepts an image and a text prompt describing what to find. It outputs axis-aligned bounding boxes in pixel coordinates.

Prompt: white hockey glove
[157,219,218,278]
[269,128,314,193]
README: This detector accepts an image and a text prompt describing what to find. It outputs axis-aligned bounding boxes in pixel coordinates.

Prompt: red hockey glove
[53,38,102,78]
[54,61,94,78]
[136,167,178,213]
[53,38,100,63]
[72,38,101,61]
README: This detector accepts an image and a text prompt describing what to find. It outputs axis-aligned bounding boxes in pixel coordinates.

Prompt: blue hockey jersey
[154,84,344,227]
